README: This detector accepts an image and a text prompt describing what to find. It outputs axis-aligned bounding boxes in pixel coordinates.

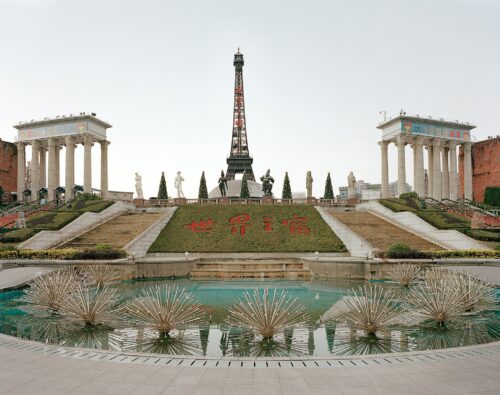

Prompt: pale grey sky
[1,0,499,198]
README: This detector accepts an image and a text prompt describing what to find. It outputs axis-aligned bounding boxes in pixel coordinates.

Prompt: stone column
[39,146,46,188]
[414,137,425,197]
[441,146,450,200]
[47,138,57,202]
[31,140,40,202]
[54,145,61,189]
[65,136,75,201]
[83,135,93,193]
[463,142,473,200]
[16,142,26,201]
[396,135,406,196]
[427,144,433,197]
[449,141,458,201]
[412,143,417,194]
[100,141,110,198]
[379,141,389,198]
[432,139,442,200]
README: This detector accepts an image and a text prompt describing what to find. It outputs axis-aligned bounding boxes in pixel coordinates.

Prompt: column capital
[414,136,424,145]
[432,138,441,148]
[16,141,25,149]
[64,135,74,145]
[83,134,94,146]
[99,140,110,148]
[463,142,472,151]
[378,140,389,148]
[396,134,406,145]
[47,137,56,148]
[449,140,457,148]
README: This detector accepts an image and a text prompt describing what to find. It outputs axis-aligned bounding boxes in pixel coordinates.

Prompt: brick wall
[0,139,18,203]
[459,137,500,202]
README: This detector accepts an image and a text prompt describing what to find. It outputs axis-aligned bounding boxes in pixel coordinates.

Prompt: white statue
[306,171,313,198]
[16,211,26,229]
[174,171,185,198]
[134,172,144,199]
[347,171,357,199]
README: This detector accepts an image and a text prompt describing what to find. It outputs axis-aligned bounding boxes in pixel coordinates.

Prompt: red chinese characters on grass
[185,214,310,236]
[185,219,215,233]
[229,213,251,236]
[281,214,311,235]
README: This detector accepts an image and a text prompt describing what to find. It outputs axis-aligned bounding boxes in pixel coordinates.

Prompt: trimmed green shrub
[69,249,126,260]
[323,172,334,200]
[466,229,500,242]
[198,171,208,200]
[388,243,411,252]
[0,228,35,243]
[157,172,168,199]
[0,248,126,260]
[382,249,500,259]
[240,172,250,199]
[399,192,418,200]
[484,187,500,207]
[95,243,113,251]
[282,172,292,199]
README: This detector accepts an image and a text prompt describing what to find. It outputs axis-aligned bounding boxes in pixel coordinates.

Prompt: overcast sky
[0,0,499,198]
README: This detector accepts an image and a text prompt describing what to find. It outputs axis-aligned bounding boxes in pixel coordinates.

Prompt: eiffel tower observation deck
[226,48,255,181]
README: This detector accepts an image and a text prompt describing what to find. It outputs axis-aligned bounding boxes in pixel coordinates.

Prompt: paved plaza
[0,333,499,394]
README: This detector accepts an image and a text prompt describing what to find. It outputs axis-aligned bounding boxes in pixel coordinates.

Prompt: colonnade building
[14,113,112,202]
[377,114,475,201]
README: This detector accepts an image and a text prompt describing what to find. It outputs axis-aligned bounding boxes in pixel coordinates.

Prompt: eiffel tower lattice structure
[226,49,255,181]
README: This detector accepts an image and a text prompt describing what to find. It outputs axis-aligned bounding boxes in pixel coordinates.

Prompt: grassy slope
[149,205,346,253]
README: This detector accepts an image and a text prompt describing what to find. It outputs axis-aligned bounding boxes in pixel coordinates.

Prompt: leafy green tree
[198,171,208,199]
[282,172,292,199]
[240,172,250,198]
[157,172,168,199]
[323,172,334,200]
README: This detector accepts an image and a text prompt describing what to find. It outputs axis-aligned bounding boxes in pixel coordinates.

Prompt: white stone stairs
[356,201,490,250]
[18,202,134,250]
[315,207,374,258]
[124,207,177,258]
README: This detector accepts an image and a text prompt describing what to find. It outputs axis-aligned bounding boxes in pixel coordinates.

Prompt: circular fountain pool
[0,278,499,357]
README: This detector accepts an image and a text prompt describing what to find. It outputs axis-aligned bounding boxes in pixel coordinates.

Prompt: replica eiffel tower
[226,48,255,181]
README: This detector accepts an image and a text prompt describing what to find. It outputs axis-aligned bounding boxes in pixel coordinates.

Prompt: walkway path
[0,334,499,394]
[0,266,55,291]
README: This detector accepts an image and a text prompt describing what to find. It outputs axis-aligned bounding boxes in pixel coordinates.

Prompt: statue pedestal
[173,198,187,205]
[262,196,274,205]
[133,198,145,207]
[307,197,317,205]
[218,197,230,204]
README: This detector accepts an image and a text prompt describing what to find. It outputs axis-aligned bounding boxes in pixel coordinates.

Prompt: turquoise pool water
[0,278,499,357]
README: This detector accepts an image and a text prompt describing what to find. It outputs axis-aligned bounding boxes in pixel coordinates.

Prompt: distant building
[459,136,500,202]
[0,139,18,203]
[338,180,412,201]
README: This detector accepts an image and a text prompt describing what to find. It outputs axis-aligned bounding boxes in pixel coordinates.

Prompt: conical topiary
[198,171,208,199]
[157,172,168,199]
[323,172,334,200]
[240,172,250,199]
[282,172,292,199]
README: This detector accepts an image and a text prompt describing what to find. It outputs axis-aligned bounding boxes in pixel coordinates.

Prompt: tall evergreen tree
[240,172,250,198]
[198,171,208,199]
[157,172,168,199]
[282,172,292,199]
[323,172,334,200]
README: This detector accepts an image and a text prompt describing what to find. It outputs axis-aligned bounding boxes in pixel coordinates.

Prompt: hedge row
[0,248,126,260]
[378,249,500,259]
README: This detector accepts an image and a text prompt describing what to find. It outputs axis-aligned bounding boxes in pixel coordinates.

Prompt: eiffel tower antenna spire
[226,49,255,181]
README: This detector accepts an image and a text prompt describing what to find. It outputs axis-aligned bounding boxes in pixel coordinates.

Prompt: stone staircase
[327,211,440,251]
[61,212,163,250]
[190,258,311,279]
[18,202,132,250]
